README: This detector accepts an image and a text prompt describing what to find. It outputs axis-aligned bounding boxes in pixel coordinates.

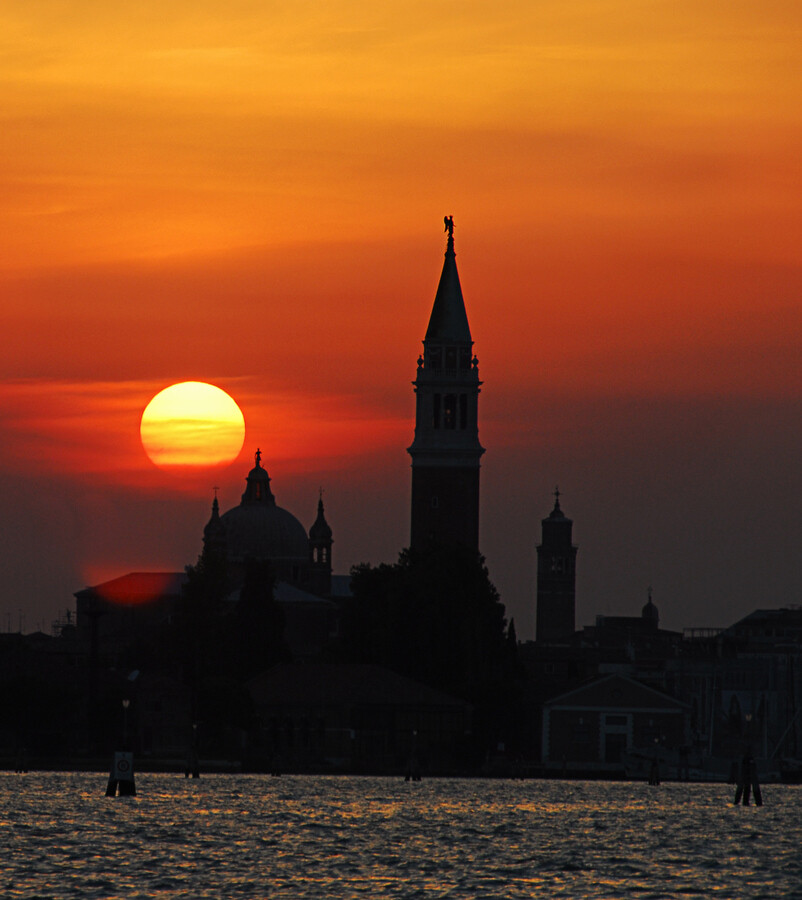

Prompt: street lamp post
[122,699,130,750]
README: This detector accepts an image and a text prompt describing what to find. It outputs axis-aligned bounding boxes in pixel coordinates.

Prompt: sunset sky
[2,1,800,637]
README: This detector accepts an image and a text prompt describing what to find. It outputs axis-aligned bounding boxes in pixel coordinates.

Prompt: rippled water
[2,773,799,899]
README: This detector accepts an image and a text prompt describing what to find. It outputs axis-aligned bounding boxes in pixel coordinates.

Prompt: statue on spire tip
[444,215,454,239]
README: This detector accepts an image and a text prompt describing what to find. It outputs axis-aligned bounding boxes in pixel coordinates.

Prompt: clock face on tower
[550,557,566,574]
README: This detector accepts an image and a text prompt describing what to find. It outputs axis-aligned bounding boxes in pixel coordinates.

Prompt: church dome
[219,449,309,564]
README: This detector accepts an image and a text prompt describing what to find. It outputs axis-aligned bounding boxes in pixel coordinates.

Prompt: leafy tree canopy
[344,544,515,706]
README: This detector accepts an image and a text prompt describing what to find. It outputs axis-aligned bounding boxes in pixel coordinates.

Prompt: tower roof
[642,587,659,627]
[544,487,572,524]
[309,493,333,541]
[203,493,225,539]
[425,218,472,344]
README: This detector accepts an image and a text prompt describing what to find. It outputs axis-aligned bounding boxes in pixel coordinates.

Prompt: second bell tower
[408,218,485,550]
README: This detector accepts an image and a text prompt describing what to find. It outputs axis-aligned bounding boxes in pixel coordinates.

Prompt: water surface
[2,773,798,898]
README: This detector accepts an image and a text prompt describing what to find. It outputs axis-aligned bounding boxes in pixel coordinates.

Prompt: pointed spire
[310,489,333,540]
[207,492,221,525]
[425,216,472,343]
[203,488,227,556]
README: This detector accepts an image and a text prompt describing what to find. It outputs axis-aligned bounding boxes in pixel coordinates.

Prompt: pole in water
[185,723,200,778]
[405,729,421,782]
[106,751,136,797]
[733,753,762,807]
[106,697,136,796]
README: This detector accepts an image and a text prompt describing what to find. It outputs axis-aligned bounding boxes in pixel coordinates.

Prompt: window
[606,715,627,726]
[444,395,457,428]
[429,347,442,370]
[460,347,471,369]
[433,394,441,428]
[445,347,457,369]
[459,394,467,429]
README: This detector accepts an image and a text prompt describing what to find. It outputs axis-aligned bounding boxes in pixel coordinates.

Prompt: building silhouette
[9,217,802,777]
[535,490,578,643]
[408,218,484,550]
[74,452,339,662]
[204,447,333,596]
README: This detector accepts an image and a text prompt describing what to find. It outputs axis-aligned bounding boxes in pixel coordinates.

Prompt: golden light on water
[140,381,245,468]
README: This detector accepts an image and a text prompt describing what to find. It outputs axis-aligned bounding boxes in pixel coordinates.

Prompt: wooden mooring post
[106,751,136,797]
[733,754,762,806]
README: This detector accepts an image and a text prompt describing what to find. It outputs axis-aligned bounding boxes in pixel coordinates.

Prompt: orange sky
[2,1,801,635]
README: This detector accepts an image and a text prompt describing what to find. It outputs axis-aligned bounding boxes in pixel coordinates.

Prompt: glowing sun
[140,382,245,468]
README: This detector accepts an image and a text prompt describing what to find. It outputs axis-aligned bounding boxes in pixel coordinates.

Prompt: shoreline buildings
[1,221,801,776]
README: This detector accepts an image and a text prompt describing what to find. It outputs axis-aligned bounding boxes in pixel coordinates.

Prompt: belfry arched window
[444,395,457,428]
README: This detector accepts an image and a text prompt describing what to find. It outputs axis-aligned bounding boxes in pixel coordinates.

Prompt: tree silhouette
[344,543,522,753]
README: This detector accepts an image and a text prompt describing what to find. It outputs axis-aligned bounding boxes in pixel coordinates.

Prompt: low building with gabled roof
[541,673,690,775]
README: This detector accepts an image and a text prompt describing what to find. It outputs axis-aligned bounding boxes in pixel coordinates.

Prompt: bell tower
[408,217,484,550]
[535,489,578,643]
[308,491,333,596]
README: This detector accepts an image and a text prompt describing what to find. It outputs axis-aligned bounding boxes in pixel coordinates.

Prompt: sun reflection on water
[1,774,800,899]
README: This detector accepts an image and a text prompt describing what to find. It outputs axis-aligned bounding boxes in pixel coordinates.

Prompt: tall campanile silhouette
[408,217,484,550]
[535,490,578,643]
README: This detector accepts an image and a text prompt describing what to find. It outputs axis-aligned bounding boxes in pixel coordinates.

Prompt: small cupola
[241,448,275,505]
[642,587,660,629]
[309,494,333,542]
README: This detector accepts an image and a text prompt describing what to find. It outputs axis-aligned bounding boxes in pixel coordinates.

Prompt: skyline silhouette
[1,1,800,638]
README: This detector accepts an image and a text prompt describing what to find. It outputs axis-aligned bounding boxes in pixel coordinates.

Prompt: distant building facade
[541,673,690,774]
[408,219,484,551]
